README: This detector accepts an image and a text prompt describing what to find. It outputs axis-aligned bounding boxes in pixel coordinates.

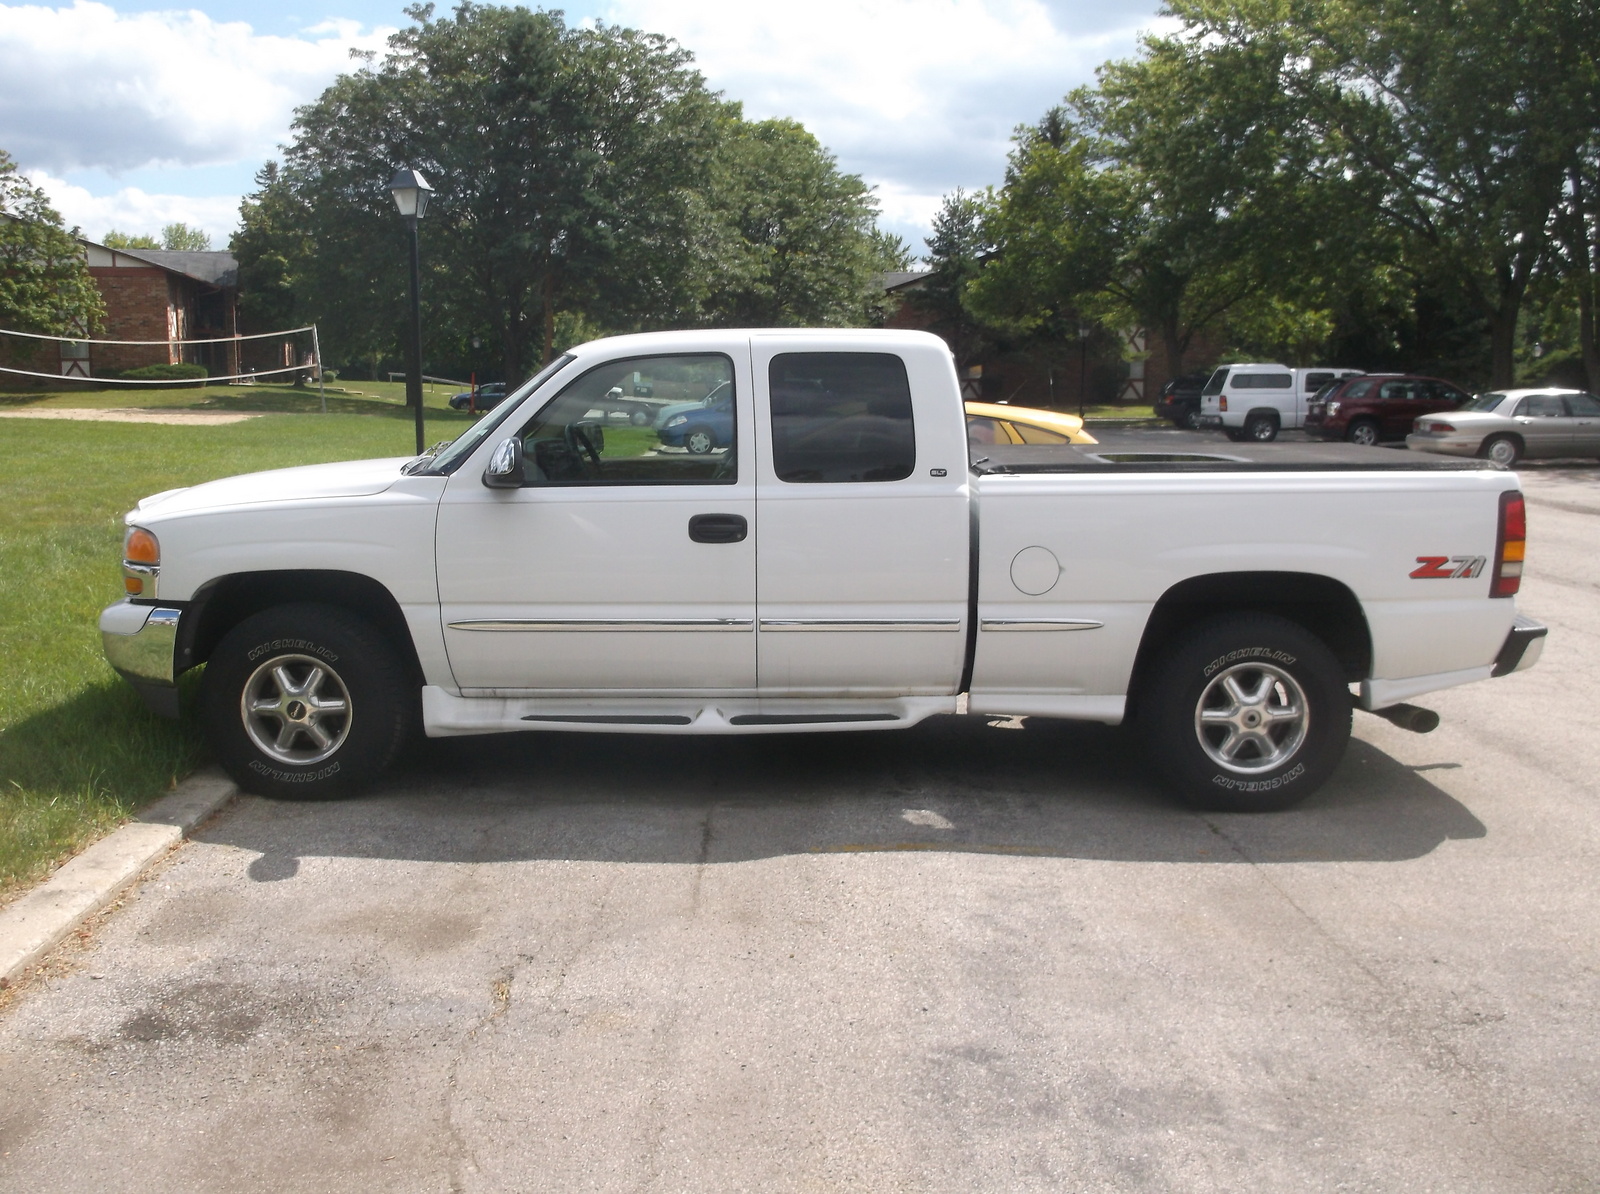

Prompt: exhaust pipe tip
[1374,702,1440,734]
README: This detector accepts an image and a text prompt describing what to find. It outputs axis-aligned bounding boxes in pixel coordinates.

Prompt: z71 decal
[1410,555,1486,579]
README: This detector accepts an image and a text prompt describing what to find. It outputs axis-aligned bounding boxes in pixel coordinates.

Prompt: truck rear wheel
[1245,413,1279,442]
[200,603,411,800]
[1139,614,1350,811]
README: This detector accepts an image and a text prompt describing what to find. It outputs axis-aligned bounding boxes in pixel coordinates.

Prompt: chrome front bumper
[100,600,183,718]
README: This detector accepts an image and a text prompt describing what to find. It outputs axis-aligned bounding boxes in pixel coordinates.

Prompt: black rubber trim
[727,713,899,725]
[520,714,692,725]
[1491,615,1548,677]
[957,492,980,695]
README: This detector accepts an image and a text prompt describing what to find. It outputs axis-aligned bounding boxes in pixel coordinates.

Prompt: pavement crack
[1199,815,1389,989]
[441,958,526,1192]
[688,802,717,916]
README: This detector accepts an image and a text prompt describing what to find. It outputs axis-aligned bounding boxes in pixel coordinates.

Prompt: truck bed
[974,434,1494,474]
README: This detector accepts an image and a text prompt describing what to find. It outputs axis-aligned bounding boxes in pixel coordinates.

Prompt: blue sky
[1,1,1170,254]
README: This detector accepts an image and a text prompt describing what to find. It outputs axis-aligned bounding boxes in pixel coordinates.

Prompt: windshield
[1201,368,1228,396]
[1461,392,1508,413]
[417,354,575,475]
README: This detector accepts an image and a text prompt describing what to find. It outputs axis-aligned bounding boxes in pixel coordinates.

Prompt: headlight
[123,526,159,597]
[665,414,688,428]
[1326,401,1340,415]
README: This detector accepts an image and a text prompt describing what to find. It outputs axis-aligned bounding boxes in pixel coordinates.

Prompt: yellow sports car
[964,401,1097,447]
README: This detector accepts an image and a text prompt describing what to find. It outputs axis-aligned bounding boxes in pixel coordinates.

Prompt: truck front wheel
[200,603,412,800]
[1139,614,1350,811]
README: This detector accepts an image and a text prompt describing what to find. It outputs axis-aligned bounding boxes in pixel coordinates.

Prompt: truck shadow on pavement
[204,715,1486,877]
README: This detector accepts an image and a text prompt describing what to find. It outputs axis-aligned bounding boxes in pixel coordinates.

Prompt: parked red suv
[1303,374,1470,445]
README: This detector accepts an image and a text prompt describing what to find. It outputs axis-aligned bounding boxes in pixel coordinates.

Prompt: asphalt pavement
[1,454,1596,1193]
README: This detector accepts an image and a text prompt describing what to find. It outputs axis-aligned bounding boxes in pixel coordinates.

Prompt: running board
[423,687,955,737]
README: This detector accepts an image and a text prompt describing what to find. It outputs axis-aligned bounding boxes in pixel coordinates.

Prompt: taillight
[1490,490,1524,598]
[1421,420,1454,433]
[1219,396,1228,411]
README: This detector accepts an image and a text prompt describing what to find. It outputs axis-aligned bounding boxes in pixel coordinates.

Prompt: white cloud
[1,0,1171,252]
[25,168,244,245]
[594,0,1168,248]
[0,2,392,174]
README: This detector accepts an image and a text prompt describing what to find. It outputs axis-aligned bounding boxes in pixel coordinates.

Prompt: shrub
[114,363,210,386]
[119,363,209,381]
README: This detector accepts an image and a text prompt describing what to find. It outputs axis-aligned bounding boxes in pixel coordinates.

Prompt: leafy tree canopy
[105,223,213,251]
[0,148,104,340]
[103,230,160,249]
[234,3,903,381]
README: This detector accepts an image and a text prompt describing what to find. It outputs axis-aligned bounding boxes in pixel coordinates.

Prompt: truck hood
[131,456,413,519]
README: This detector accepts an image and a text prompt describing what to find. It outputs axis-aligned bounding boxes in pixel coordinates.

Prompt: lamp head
[389,167,434,220]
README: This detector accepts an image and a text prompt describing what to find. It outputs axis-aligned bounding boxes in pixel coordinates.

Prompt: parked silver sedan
[1406,388,1600,465]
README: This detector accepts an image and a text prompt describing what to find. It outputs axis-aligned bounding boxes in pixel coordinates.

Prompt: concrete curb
[0,769,237,988]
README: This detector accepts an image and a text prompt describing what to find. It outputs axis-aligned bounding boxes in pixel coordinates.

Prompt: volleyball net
[0,324,322,386]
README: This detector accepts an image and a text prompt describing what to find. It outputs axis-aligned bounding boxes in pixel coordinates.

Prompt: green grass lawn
[0,377,464,414]
[0,394,473,904]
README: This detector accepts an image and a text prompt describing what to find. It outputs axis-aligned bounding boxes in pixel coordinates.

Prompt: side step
[422,687,956,737]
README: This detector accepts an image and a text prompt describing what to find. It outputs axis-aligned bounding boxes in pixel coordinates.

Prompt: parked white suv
[1198,364,1364,441]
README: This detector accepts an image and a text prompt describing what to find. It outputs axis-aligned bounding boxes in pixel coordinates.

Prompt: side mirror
[482,437,525,488]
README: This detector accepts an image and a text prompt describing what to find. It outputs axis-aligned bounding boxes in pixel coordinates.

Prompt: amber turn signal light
[124,527,159,565]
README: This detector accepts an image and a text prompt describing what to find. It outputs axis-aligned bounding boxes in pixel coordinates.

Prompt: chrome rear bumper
[1492,613,1547,677]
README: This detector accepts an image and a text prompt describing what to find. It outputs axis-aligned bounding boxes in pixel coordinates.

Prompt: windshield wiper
[400,441,454,475]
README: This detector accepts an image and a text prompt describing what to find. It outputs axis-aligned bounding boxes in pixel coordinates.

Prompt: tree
[234,4,900,380]
[698,118,897,327]
[1550,129,1600,390]
[160,222,211,251]
[1176,0,1597,387]
[103,230,160,249]
[907,188,994,370]
[263,3,729,381]
[971,25,1352,376]
[232,162,312,335]
[0,148,103,342]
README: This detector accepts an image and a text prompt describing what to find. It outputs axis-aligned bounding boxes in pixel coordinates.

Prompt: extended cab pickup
[101,330,1546,811]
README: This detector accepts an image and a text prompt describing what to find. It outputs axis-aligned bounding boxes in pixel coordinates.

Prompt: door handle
[688,513,748,544]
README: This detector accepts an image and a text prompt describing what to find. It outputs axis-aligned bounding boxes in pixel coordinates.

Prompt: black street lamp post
[1077,321,1091,421]
[389,168,434,455]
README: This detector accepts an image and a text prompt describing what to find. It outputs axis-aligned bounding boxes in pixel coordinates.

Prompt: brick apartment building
[879,270,1214,411]
[0,233,246,383]
[72,240,242,378]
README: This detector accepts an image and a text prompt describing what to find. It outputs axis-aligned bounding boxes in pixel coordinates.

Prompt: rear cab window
[769,353,916,483]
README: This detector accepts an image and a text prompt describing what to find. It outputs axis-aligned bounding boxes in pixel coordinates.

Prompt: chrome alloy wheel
[240,653,353,765]
[1194,661,1309,774]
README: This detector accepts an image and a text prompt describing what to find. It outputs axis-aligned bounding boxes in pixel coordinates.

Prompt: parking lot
[0,456,1596,1193]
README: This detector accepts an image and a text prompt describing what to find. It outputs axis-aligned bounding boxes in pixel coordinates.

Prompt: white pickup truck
[1196,363,1365,441]
[100,329,1545,811]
